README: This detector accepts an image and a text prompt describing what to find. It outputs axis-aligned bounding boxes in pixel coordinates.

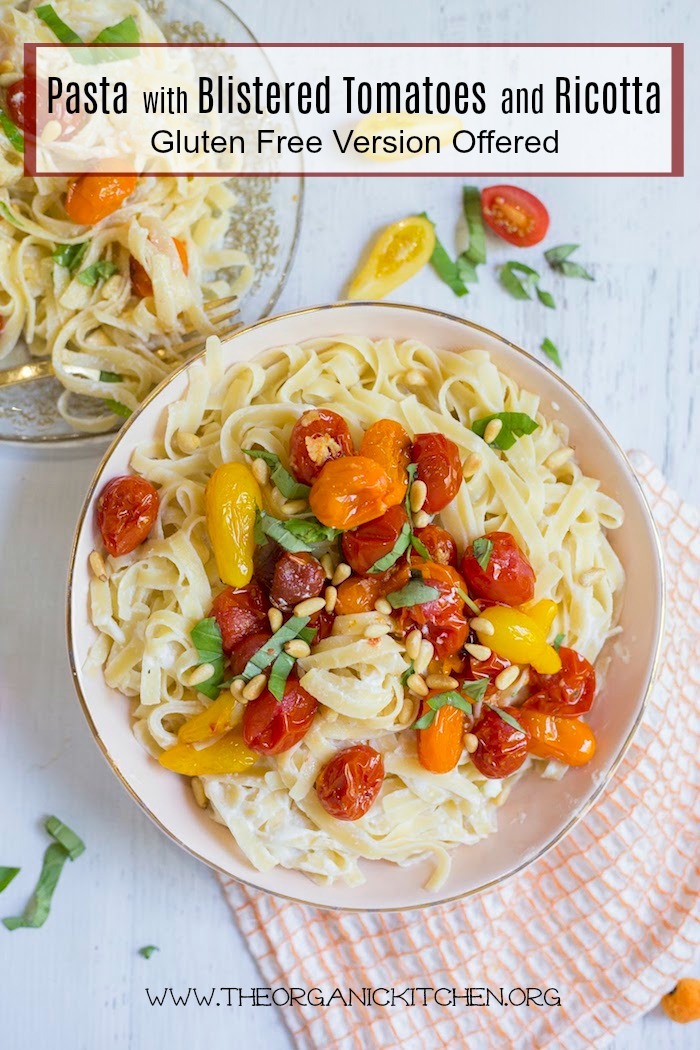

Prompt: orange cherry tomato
[96,475,159,557]
[65,172,137,225]
[309,455,391,530]
[211,581,269,654]
[523,647,596,716]
[130,237,188,298]
[342,504,408,575]
[460,531,535,606]
[470,705,529,779]
[411,523,458,567]
[395,561,469,659]
[289,409,354,485]
[411,432,462,513]
[516,710,597,766]
[316,743,384,820]
[335,569,398,614]
[359,419,411,507]
[242,673,317,755]
[417,694,464,774]
[481,185,549,248]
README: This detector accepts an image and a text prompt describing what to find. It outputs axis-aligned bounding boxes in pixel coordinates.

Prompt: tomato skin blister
[395,561,469,659]
[411,432,462,513]
[359,419,411,507]
[309,455,391,530]
[411,523,458,567]
[315,744,384,820]
[96,475,159,556]
[289,409,354,485]
[270,551,325,610]
[523,647,596,716]
[461,531,535,606]
[517,709,597,766]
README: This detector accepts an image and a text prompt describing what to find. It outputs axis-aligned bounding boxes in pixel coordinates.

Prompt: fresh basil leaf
[472,412,539,451]
[461,185,486,266]
[558,260,595,281]
[241,615,310,680]
[283,518,341,544]
[472,537,493,571]
[45,816,85,861]
[53,241,88,274]
[103,399,131,418]
[400,661,415,687]
[36,4,83,44]
[545,244,594,281]
[456,255,478,284]
[412,709,435,729]
[420,212,468,297]
[499,261,539,300]
[0,867,20,893]
[409,533,430,560]
[242,448,310,501]
[77,261,118,286]
[139,945,159,959]
[0,202,25,228]
[487,704,524,732]
[93,15,139,44]
[368,522,411,573]
[553,633,565,652]
[0,110,23,153]
[411,689,473,729]
[541,338,562,369]
[544,244,579,265]
[387,579,439,609]
[99,370,122,383]
[268,650,295,701]
[536,287,556,309]
[190,617,225,699]
[461,678,489,704]
[257,510,314,553]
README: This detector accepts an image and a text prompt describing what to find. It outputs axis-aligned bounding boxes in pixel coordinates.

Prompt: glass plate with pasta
[0,0,302,443]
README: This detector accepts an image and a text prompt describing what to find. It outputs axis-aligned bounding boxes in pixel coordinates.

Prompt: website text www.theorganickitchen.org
[144,986,562,1008]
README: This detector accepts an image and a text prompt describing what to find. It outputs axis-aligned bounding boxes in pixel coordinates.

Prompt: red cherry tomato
[307,607,335,642]
[396,562,469,659]
[315,743,384,820]
[96,475,159,557]
[289,409,354,485]
[523,647,596,716]
[470,705,529,779]
[211,581,269,654]
[270,551,325,610]
[411,523,458,567]
[481,185,550,248]
[342,504,408,576]
[5,75,86,139]
[411,433,462,513]
[460,531,535,606]
[242,674,317,755]
[228,631,272,677]
[459,649,511,701]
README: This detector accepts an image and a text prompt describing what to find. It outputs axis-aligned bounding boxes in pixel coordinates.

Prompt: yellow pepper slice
[205,462,261,587]
[474,605,562,675]
[159,731,258,776]
[178,693,238,744]
[346,215,436,300]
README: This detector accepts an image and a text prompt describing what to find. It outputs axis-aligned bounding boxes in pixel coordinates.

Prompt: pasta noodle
[87,333,625,888]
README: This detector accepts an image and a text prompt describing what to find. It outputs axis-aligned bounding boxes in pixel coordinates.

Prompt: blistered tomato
[270,552,325,610]
[228,631,272,676]
[411,432,462,513]
[395,561,469,659]
[460,531,535,606]
[524,647,596,716]
[411,523,458,567]
[309,455,391,530]
[5,75,86,139]
[359,419,411,506]
[65,172,137,225]
[315,743,384,820]
[516,710,597,766]
[205,462,261,588]
[335,569,399,615]
[342,504,409,575]
[289,409,354,485]
[211,582,269,654]
[130,237,188,298]
[96,475,159,556]
[470,705,529,779]
[242,674,318,755]
[417,696,464,774]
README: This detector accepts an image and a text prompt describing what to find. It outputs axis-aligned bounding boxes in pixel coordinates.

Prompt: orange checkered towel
[220,454,700,1049]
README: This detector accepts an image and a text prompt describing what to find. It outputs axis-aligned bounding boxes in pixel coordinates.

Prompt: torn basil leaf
[35,4,83,44]
[387,579,439,609]
[411,689,474,730]
[487,704,525,732]
[536,287,556,309]
[242,448,310,501]
[472,537,493,571]
[541,338,562,370]
[553,633,565,652]
[3,817,85,931]
[190,617,225,699]
[99,370,122,383]
[472,412,539,451]
[45,816,85,861]
[241,615,311,680]
[139,945,159,959]
[283,517,341,544]
[461,678,489,704]
[420,212,468,297]
[368,522,411,573]
[409,533,430,560]
[545,244,594,281]
[457,586,481,617]
[103,399,132,418]
[257,510,314,553]
[0,867,20,893]
[53,242,88,274]
[0,110,23,153]
[77,261,118,286]
[459,185,486,268]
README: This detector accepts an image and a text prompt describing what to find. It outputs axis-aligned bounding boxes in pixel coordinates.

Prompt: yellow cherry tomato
[159,731,258,776]
[205,462,261,587]
[178,693,238,744]
[346,215,436,300]
[474,605,562,675]
[517,710,597,766]
[352,113,464,163]
[520,599,558,635]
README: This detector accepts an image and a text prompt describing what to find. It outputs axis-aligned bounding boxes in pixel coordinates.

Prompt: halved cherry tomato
[516,709,596,766]
[211,581,269,654]
[470,705,529,779]
[417,694,464,774]
[289,409,354,485]
[335,569,399,615]
[309,455,391,530]
[65,172,137,225]
[481,185,549,248]
[359,419,411,507]
[228,631,272,677]
[460,531,535,606]
[411,432,462,513]
[96,475,159,557]
[523,647,596,716]
[270,551,325,610]
[5,75,86,139]
[346,215,435,300]
[395,561,469,659]
[412,523,458,567]
[342,504,408,576]
[242,674,317,755]
[130,237,188,298]
[315,743,384,820]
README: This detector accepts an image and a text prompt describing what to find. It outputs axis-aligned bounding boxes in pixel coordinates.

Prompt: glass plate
[0,0,303,444]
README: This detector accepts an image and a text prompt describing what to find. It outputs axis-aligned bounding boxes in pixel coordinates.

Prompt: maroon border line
[25,41,684,179]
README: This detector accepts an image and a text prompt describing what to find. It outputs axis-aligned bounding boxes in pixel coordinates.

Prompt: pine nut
[284,639,311,659]
[464,733,479,754]
[324,585,338,613]
[405,629,423,662]
[483,419,503,445]
[466,643,492,662]
[178,431,200,454]
[281,498,308,517]
[409,480,428,513]
[191,777,207,808]
[42,119,62,143]
[405,369,426,386]
[293,596,327,618]
[414,639,434,676]
[580,567,605,586]
[470,616,495,637]
[268,607,283,632]
[364,622,392,639]
[230,678,244,697]
[413,510,430,529]
[251,457,269,485]
[425,673,459,691]
[89,549,107,581]
[320,553,335,579]
[269,487,287,511]
[188,663,215,687]
[464,452,482,478]
[242,674,267,701]
[331,563,351,586]
[545,447,574,471]
[397,697,418,726]
[494,665,520,692]
[374,598,392,616]
[406,673,429,696]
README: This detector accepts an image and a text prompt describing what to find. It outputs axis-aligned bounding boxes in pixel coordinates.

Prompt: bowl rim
[65,300,666,912]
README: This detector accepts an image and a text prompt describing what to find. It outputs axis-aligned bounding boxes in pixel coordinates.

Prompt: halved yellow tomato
[346,215,435,300]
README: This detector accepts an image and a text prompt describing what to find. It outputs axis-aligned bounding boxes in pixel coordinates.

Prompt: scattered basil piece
[461,678,489,704]
[536,287,556,309]
[99,370,122,383]
[543,244,578,265]
[190,617,225,700]
[0,110,24,153]
[541,338,562,370]
[77,261,118,286]
[557,260,595,281]
[409,533,430,560]
[45,817,85,861]
[103,399,131,418]
[257,510,314,553]
[457,586,481,616]
[35,4,83,44]
[412,689,475,730]
[472,537,493,571]
[472,412,539,451]
[386,578,439,609]
[3,817,84,931]
[420,212,468,297]
[268,651,295,701]
[400,661,415,687]
[240,615,311,680]
[500,261,555,308]
[545,244,594,281]
[553,633,565,652]
[0,867,20,894]
[486,704,525,732]
[283,518,341,544]
[242,448,310,501]
[53,242,88,274]
[368,522,411,573]
[460,185,486,267]
[139,945,159,959]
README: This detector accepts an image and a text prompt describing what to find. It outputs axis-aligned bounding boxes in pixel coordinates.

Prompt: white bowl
[66,302,664,911]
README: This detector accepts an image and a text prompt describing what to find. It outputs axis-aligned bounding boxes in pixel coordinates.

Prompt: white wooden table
[1,1,697,1048]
